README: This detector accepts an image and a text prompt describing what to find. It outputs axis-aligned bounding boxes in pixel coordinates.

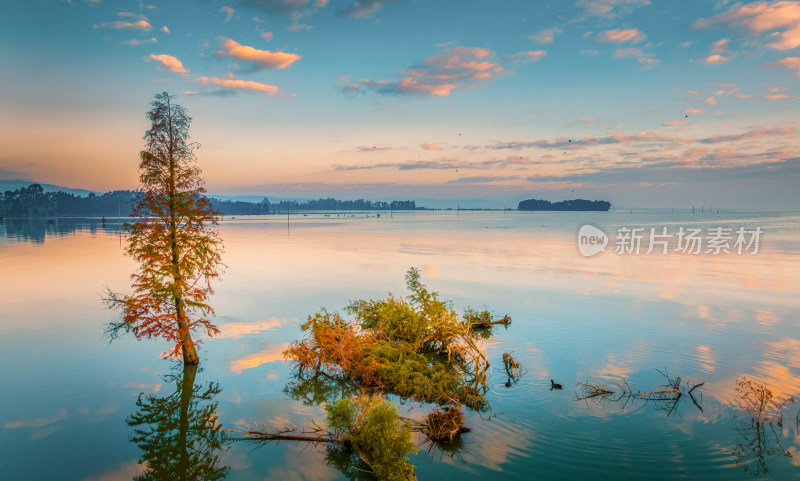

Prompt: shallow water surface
[1,210,799,480]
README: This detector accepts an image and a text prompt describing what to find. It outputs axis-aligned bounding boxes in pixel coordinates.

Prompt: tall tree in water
[107,92,223,364]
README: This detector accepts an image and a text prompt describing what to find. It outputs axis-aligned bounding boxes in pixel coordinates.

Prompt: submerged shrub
[325,394,418,481]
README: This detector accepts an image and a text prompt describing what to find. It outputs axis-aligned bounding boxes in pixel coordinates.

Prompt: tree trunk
[176,298,200,364]
[178,363,198,480]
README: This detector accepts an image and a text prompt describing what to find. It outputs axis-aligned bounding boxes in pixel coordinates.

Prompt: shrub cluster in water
[284,268,499,410]
[325,394,418,481]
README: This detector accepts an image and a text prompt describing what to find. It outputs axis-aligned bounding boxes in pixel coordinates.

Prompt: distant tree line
[1,184,136,217]
[517,198,611,211]
[273,198,417,211]
[0,184,418,217]
[0,184,272,217]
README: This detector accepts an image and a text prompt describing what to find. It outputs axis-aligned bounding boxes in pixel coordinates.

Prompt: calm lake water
[1,210,799,480]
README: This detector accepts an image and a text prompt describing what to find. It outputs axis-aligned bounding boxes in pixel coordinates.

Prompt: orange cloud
[684,108,705,114]
[596,28,647,44]
[94,20,152,31]
[148,54,189,75]
[766,93,791,100]
[421,143,441,150]
[194,74,280,95]
[217,38,301,70]
[693,1,800,50]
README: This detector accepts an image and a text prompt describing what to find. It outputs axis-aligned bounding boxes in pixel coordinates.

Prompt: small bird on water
[550,379,562,390]
[505,378,513,387]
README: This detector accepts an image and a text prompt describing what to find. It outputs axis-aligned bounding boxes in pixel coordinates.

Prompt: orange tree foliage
[106,92,223,364]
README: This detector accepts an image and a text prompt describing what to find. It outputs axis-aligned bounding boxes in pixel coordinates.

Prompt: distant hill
[518,198,611,211]
[0,179,98,198]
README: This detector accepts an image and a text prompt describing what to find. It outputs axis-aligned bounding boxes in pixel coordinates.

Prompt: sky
[1,0,799,208]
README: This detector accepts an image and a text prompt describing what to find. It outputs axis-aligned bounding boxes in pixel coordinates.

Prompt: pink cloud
[512,50,547,62]
[663,120,689,126]
[528,28,562,44]
[195,74,280,95]
[421,143,441,150]
[220,6,234,23]
[614,47,660,66]
[148,54,189,75]
[576,0,652,18]
[94,20,152,31]
[696,123,797,143]
[704,96,718,105]
[710,38,730,53]
[342,0,396,19]
[765,93,791,100]
[692,1,800,50]
[261,31,274,41]
[614,47,645,57]
[288,23,313,31]
[700,54,731,64]
[244,0,329,20]
[765,56,800,76]
[348,46,504,97]
[684,108,706,114]
[125,37,157,46]
[216,38,300,70]
[161,26,170,34]
[596,28,647,44]
[767,86,789,92]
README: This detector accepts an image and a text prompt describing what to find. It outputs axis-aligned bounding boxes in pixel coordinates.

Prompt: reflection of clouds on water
[756,309,780,327]
[266,444,339,481]
[3,409,68,429]
[593,360,633,381]
[214,317,296,340]
[765,338,800,368]
[692,344,717,374]
[122,382,162,393]
[229,343,290,373]
[83,460,147,481]
[707,362,800,408]
[462,417,536,472]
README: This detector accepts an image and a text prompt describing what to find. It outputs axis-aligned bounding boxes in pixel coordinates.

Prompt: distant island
[517,198,611,211]
[0,184,419,217]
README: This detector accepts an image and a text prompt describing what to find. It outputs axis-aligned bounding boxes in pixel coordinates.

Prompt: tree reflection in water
[127,364,230,481]
[732,377,795,476]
